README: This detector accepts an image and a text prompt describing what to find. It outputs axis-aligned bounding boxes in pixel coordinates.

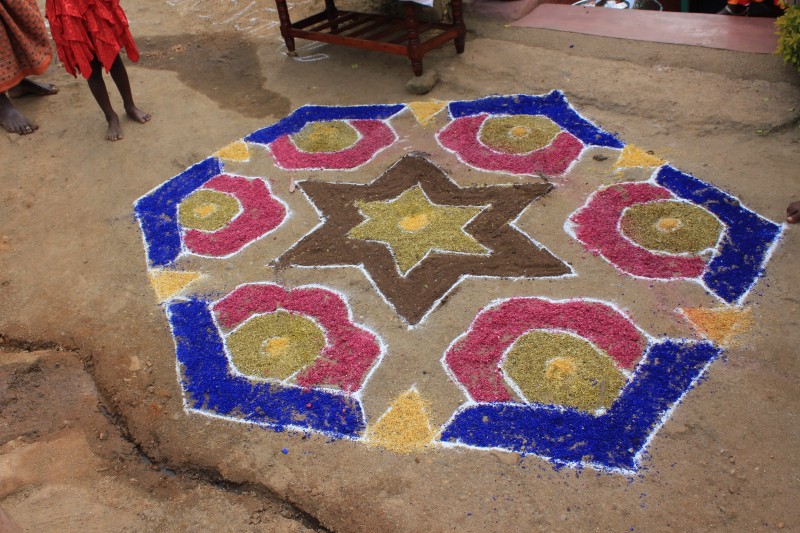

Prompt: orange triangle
[613,145,666,169]
[366,388,437,453]
[680,306,752,347]
[214,140,251,162]
[148,270,202,302]
[408,101,447,126]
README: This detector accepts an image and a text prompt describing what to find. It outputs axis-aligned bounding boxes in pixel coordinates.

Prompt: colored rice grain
[214,284,382,392]
[620,200,722,254]
[502,331,626,412]
[179,189,241,232]
[348,186,488,274]
[291,120,359,153]
[368,389,437,453]
[613,145,666,169]
[182,174,287,257]
[226,311,325,379]
[408,101,447,125]
[682,307,752,347]
[569,182,707,279]
[479,115,561,154]
[148,270,201,301]
[437,114,584,176]
[214,140,252,162]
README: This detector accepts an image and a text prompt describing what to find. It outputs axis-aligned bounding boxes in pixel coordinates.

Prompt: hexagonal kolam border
[132,92,784,473]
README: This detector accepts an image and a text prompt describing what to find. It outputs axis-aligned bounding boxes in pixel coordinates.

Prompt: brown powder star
[275,154,570,326]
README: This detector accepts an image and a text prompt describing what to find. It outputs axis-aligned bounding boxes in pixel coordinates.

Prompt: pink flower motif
[569,182,706,279]
[213,283,382,393]
[444,298,646,403]
[182,174,286,257]
[436,114,584,176]
[269,119,397,170]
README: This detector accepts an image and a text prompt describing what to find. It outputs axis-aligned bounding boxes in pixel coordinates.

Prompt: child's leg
[87,59,123,141]
[109,55,150,124]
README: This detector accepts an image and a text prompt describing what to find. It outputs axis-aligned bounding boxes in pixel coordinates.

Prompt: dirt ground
[1,0,800,530]
[0,342,321,532]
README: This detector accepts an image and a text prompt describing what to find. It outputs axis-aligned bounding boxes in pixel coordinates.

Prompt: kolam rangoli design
[134,91,784,473]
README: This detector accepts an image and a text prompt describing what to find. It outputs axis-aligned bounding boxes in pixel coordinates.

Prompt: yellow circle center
[655,217,683,233]
[262,336,290,358]
[310,124,338,140]
[398,213,430,232]
[509,125,531,138]
[544,357,577,382]
[193,203,219,219]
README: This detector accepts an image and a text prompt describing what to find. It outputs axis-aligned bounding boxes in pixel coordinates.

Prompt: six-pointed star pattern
[276,154,571,325]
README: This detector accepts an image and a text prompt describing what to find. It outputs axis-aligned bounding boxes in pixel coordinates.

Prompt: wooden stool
[274,0,466,76]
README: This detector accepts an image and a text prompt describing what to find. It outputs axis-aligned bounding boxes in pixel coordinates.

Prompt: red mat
[511,4,778,54]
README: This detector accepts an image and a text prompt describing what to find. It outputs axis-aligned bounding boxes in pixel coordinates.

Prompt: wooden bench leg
[403,2,423,76]
[275,0,296,53]
[452,0,466,53]
[325,0,339,29]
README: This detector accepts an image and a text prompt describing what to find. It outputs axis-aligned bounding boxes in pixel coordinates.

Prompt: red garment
[45,0,138,79]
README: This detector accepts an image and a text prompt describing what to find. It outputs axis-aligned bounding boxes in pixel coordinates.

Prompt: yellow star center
[348,185,490,275]
[398,213,430,232]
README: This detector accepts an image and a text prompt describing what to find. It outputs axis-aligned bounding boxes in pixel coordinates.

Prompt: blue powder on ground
[656,165,782,303]
[244,104,406,145]
[167,299,367,439]
[440,339,721,471]
[447,91,624,149]
[134,157,222,268]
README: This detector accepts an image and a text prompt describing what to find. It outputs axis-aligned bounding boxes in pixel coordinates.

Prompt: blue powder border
[440,340,721,472]
[133,157,222,268]
[244,104,406,146]
[447,90,624,149]
[656,165,782,304]
[167,298,367,439]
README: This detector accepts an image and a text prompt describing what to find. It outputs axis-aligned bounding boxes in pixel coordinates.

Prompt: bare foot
[125,105,151,124]
[7,78,58,98]
[106,112,123,141]
[0,93,38,134]
[788,201,800,224]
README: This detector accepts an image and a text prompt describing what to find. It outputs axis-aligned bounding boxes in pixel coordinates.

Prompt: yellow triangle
[148,270,202,302]
[613,145,666,169]
[366,388,437,453]
[408,101,447,126]
[680,306,753,347]
[214,140,251,162]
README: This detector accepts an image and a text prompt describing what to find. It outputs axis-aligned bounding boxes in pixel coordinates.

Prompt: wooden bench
[274,0,466,76]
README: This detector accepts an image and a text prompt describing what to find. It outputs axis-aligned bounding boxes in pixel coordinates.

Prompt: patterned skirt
[0,0,52,92]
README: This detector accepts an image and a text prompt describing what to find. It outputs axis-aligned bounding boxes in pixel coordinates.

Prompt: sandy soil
[1,0,800,530]
[0,342,322,532]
